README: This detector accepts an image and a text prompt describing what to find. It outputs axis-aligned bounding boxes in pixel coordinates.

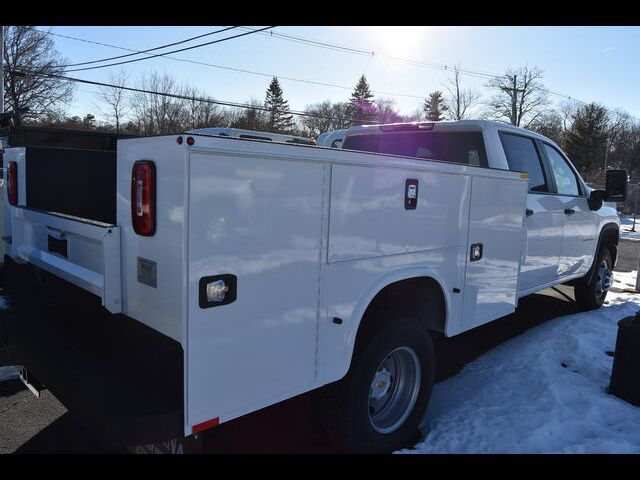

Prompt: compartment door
[186,152,325,431]
[462,176,528,330]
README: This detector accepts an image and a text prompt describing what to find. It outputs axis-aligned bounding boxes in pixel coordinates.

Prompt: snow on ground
[399,270,640,454]
[619,215,640,241]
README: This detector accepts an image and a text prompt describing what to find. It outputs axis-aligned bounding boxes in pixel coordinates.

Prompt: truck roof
[343,120,553,142]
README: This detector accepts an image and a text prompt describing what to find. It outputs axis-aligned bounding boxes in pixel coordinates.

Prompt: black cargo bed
[24,146,117,225]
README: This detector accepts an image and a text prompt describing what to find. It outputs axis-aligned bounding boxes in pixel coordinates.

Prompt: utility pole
[500,74,525,127]
[511,75,517,126]
[1,25,4,115]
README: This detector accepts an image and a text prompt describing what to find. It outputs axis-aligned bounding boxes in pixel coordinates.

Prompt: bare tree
[443,66,481,120]
[604,110,630,170]
[181,85,224,130]
[301,100,351,137]
[227,98,268,131]
[302,100,337,137]
[96,70,130,134]
[3,26,74,125]
[528,110,564,146]
[131,72,186,134]
[486,66,549,128]
[406,106,426,122]
[374,97,404,124]
[558,99,580,133]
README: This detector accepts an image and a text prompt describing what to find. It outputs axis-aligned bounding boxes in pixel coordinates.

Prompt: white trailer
[0,121,626,453]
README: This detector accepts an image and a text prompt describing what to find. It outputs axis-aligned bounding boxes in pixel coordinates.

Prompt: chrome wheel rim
[368,346,421,434]
[595,259,613,298]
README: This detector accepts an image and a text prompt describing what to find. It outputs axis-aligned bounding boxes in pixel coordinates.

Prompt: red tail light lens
[7,161,18,206]
[131,161,156,236]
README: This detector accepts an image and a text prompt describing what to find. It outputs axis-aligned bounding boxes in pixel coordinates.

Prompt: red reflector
[131,161,156,236]
[7,161,18,206]
[177,136,183,145]
[186,136,195,146]
[192,417,220,434]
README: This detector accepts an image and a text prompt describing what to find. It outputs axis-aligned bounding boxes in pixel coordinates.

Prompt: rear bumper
[0,256,184,446]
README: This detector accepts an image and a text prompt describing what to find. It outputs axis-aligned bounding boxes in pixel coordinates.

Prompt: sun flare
[369,26,428,57]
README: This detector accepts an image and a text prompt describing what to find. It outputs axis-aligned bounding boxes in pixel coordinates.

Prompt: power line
[63,26,238,67]
[26,26,640,122]
[10,68,377,122]
[239,27,375,57]
[64,26,276,73]
[237,27,499,78]
[241,27,640,121]
[28,27,426,100]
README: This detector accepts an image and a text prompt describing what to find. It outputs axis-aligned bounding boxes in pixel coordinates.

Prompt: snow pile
[619,215,640,242]
[400,270,640,454]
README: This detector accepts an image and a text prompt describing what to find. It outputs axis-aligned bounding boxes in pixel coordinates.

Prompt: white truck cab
[0,121,626,453]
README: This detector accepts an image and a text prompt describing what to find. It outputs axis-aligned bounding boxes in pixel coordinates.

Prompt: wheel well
[601,226,619,264]
[575,224,619,287]
[355,277,446,346]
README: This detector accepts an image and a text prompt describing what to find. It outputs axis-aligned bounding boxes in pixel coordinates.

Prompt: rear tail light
[131,161,156,236]
[7,161,18,206]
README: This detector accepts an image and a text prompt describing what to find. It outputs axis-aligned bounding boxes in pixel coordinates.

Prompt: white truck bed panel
[116,136,190,343]
[328,164,471,262]
[186,150,325,428]
[461,175,528,330]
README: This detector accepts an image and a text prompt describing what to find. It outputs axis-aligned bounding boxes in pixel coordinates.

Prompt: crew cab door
[539,142,598,277]
[499,132,564,293]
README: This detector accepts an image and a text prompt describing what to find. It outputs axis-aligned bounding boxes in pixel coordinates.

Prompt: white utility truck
[0,120,627,453]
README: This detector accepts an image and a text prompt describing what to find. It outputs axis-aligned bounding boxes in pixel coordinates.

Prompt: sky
[36,25,640,123]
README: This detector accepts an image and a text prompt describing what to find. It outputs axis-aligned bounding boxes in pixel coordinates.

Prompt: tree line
[3,26,639,185]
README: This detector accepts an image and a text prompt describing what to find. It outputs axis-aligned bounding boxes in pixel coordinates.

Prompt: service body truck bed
[1,121,622,452]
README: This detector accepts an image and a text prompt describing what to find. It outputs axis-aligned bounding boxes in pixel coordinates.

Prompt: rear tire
[574,247,613,311]
[321,314,435,453]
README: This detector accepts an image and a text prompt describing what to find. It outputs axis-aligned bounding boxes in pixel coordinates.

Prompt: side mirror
[588,189,605,211]
[605,169,628,202]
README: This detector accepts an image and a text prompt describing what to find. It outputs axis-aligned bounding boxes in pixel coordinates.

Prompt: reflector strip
[192,417,220,434]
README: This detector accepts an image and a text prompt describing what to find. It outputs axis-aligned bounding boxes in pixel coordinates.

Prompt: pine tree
[348,75,375,125]
[564,103,609,173]
[264,77,294,133]
[423,91,448,121]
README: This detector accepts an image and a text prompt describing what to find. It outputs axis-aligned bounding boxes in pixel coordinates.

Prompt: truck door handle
[525,209,534,217]
[564,208,575,215]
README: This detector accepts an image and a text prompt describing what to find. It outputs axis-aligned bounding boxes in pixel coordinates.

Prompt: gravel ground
[0,381,66,454]
[614,239,640,272]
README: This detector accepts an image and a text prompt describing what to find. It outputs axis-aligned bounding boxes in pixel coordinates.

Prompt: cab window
[342,131,487,166]
[542,143,581,196]
[500,133,548,193]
